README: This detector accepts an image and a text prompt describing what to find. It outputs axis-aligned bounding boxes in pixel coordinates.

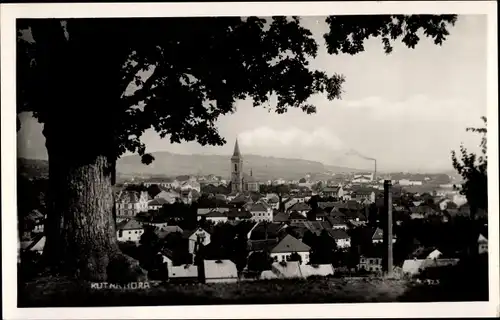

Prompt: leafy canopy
[17,15,457,163]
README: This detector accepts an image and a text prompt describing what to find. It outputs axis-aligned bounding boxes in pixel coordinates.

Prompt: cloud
[238,126,345,152]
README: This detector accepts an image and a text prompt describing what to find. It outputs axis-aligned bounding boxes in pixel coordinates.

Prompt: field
[17,274,486,307]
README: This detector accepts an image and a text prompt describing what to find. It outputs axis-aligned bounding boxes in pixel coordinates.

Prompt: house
[300,264,335,278]
[287,202,311,216]
[328,229,351,249]
[163,256,199,283]
[203,259,238,283]
[371,227,397,244]
[116,219,144,243]
[204,210,228,224]
[284,197,302,211]
[116,191,149,217]
[270,261,304,279]
[183,228,211,254]
[249,203,273,222]
[352,189,376,204]
[478,234,488,254]
[269,234,311,264]
[154,190,179,204]
[289,211,307,224]
[148,198,170,211]
[357,256,382,272]
[352,173,374,183]
[321,186,344,199]
[325,216,348,230]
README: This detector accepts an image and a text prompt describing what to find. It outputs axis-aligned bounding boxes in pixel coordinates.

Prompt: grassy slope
[17,276,477,307]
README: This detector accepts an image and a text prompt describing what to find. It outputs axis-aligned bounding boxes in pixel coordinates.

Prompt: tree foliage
[451,117,487,216]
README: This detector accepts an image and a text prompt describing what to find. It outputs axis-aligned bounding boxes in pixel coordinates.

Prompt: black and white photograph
[1,1,498,319]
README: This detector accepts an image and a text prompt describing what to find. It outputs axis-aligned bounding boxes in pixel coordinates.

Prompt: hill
[116,151,362,180]
[16,154,363,181]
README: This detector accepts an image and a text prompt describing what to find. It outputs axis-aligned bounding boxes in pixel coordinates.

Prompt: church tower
[231,139,243,193]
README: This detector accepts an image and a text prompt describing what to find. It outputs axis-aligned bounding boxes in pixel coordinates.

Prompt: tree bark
[42,120,147,282]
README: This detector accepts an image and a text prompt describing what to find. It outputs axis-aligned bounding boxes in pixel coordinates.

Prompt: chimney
[383,180,394,277]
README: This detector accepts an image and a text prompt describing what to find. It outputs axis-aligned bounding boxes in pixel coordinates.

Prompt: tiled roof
[169,264,198,279]
[205,210,228,218]
[288,202,311,212]
[155,225,183,238]
[248,239,279,252]
[204,259,238,280]
[250,222,284,239]
[289,211,306,220]
[250,203,268,212]
[318,202,336,209]
[117,219,143,230]
[273,212,289,222]
[326,216,347,226]
[148,198,169,206]
[328,229,350,240]
[271,234,310,253]
[322,187,340,193]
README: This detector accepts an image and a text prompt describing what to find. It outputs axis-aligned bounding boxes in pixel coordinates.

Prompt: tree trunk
[42,120,147,282]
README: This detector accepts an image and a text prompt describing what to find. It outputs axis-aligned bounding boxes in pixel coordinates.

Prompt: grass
[19,276,441,307]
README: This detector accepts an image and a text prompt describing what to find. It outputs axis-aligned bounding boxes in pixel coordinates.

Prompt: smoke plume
[346,149,376,161]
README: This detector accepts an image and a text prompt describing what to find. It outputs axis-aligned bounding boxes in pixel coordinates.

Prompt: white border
[1,1,498,319]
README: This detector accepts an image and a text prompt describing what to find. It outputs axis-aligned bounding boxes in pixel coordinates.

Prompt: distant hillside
[117,151,362,181]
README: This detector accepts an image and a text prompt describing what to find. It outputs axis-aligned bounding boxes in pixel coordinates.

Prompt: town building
[269,234,311,264]
[357,256,382,272]
[116,219,144,243]
[116,190,149,217]
[183,228,211,255]
[249,202,273,222]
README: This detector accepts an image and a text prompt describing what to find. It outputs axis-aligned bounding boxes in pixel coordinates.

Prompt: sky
[17,15,487,172]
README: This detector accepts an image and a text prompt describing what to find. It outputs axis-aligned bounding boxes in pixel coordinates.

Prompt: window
[135,231,138,234]
[128,231,131,234]
[369,259,373,264]
[234,164,238,172]
[118,230,123,237]
[274,256,278,262]
[128,237,131,240]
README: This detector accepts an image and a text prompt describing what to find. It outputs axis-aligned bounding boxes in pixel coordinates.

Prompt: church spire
[232,138,241,158]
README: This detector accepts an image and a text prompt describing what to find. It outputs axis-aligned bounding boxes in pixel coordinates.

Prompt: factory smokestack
[374,160,377,182]
[383,180,394,277]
